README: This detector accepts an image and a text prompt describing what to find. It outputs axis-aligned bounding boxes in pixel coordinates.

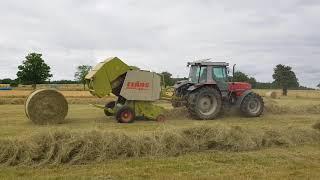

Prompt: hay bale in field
[25,89,68,125]
[265,91,277,99]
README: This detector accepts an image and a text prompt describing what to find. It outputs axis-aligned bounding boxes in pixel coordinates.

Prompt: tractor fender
[235,90,254,108]
[187,83,217,92]
[187,85,199,92]
[174,80,189,89]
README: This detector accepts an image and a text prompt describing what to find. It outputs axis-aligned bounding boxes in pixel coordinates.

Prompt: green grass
[0,144,319,179]
[0,97,320,179]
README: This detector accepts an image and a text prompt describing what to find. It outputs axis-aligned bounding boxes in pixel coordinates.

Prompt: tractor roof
[187,59,229,66]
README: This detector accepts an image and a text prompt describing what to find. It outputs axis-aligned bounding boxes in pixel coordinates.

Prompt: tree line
[0,52,319,95]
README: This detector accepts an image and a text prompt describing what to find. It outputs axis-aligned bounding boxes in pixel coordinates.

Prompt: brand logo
[126,81,150,90]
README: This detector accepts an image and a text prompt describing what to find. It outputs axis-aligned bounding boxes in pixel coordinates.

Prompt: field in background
[0,88,319,104]
[0,90,92,98]
[0,90,115,105]
[0,90,95,98]
[15,84,87,91]
[255,89,320,99]
[0,88,320,179]
[0,84,10,88]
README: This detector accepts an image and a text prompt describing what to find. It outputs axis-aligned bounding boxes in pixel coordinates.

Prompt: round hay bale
[25,89,68,125]
[265,91,277,99]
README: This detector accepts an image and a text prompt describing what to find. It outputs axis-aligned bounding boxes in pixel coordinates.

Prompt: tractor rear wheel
[187,87,222,120]
[240,93,264,117]
[116,106,135,123]
[104,101,116,116]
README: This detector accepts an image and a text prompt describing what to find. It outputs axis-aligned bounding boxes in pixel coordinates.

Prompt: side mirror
[227,67,230,74]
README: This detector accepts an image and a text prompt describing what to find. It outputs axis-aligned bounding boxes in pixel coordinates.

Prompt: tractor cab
[188,61,229,84]
[186,60,251,97]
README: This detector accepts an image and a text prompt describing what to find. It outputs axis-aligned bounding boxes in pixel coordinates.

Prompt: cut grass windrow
[0,124,319,166]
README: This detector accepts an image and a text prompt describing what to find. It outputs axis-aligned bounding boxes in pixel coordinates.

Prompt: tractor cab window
[199,67,207,83]
[189,66,199,83]
[212,67,227,80]
[189,66,207,83]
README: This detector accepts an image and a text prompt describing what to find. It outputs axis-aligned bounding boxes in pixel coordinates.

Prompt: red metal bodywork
[228,82,252,96]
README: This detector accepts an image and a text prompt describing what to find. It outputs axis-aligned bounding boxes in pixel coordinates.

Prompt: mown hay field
[0,90,115,105]
[255,89,320,99]
[0,89,320,179]
[15,84,87,91]
[0,90,92,98]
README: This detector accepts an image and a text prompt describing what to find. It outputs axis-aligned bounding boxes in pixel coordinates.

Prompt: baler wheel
[156,115,166,122]
[116,106,135,123]
[104,101,116,116]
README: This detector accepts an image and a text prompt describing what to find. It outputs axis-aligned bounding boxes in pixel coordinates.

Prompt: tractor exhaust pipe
[232,64,236,82]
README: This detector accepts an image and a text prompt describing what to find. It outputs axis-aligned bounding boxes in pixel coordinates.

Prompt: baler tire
[104,101,116,116]
[240,93,264,117]
[116,106,135,123]
[187,87,222,120]
[156,115,166,123]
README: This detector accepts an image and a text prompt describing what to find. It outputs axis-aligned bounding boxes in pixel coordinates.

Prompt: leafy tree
[160,71,174,87]
[172,77,188,84]
[50,80,78,84]
[10,79,19,87]
[248,77,257,88]
[0,78,13,84]
[74,65,92,90]
[232,71,257,88]
[233,71,250,82]
[17,53,52,89]
[255,82,277,89]
[317,83,320,89]
[272,64,299,96]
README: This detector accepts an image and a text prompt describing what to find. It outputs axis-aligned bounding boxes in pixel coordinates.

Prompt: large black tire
[116,106,135,123]
[171,100,184,108]
[104,101,116,116]
[187,87,222,120]
[171,89,183,108]
[240,93,264,117]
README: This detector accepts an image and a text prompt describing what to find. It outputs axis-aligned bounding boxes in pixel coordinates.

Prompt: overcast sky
[0,0,319,87]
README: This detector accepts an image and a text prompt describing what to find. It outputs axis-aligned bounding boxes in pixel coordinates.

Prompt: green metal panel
[91,100,165,120]
[85,57,131,98]
[126,101,165,120]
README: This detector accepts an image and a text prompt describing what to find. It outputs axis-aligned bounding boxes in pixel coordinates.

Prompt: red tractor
[172,60,264,119]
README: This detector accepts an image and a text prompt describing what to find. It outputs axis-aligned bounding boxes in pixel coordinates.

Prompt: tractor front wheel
[116,106,135,123]
[240,93,264,117]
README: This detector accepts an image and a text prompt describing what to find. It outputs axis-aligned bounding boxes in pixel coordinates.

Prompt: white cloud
[0,0,319,87]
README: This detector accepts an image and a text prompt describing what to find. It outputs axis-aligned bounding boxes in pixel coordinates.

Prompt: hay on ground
[313,122,320,130]
[25,89,68,125]
[0,125,319,166]
[265,91,277,99]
